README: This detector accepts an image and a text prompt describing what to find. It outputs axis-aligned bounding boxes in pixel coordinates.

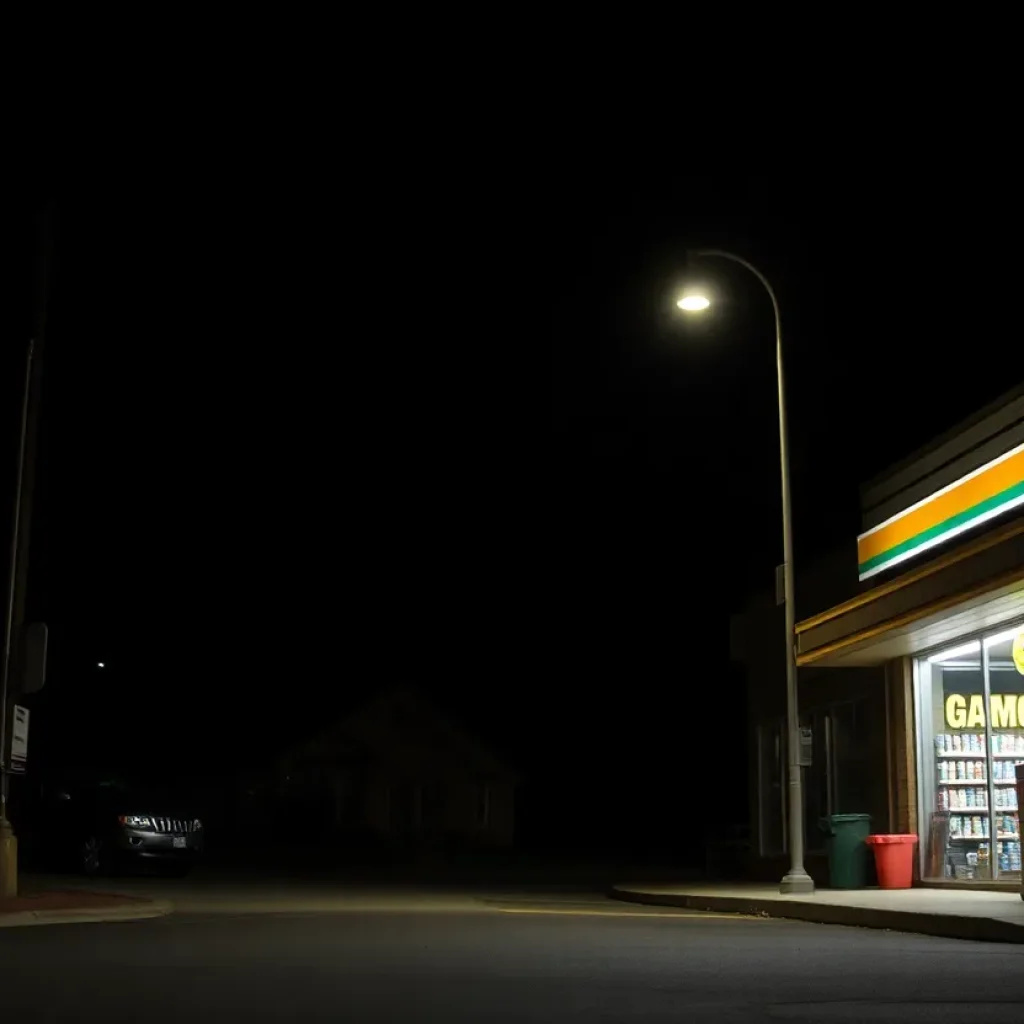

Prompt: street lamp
[678,248,814,895]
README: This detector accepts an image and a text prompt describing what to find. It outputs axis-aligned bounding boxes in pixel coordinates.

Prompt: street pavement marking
[491,907,757,919]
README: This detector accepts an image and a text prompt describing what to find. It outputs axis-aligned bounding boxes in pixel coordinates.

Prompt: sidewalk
[610,882,1024,944]
[0,885,172,928]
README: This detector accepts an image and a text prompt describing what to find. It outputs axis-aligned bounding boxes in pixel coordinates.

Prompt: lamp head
[676,294,710,312]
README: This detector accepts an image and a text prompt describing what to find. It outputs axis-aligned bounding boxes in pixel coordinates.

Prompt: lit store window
[916,623,1024,882]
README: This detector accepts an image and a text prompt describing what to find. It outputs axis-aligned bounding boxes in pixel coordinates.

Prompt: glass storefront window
[916,622,1024,882]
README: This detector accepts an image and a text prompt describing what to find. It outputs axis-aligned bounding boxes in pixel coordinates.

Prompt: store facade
[738,383,1024,888]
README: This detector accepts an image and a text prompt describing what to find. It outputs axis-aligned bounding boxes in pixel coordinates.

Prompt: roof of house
[278,683,520,783]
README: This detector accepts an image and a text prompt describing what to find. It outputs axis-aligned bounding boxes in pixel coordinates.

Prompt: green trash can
[820,814,872,889]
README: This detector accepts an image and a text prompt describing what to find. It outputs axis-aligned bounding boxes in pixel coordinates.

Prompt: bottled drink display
[933,731,1023,878]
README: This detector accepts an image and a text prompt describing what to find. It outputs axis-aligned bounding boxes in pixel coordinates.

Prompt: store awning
[795,518,1024,667]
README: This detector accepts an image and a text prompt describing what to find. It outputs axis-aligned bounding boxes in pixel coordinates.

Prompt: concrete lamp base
[779,869,815,895]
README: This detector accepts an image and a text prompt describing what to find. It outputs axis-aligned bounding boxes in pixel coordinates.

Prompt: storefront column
[887,657,918,840]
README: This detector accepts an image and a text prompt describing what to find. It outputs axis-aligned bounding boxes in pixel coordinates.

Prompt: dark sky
[3,174,1018,845]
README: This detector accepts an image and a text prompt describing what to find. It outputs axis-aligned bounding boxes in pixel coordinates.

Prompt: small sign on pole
[10,706,29,774]
[798,726,813,768]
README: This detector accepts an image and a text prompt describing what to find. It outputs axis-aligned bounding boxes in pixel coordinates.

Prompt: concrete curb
[0,899,174,928]
[609,886,1024,945]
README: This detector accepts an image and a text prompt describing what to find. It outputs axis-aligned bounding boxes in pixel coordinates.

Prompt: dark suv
[22,776,205,877]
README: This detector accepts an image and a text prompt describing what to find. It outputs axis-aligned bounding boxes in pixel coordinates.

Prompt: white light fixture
[926,625,1024,664]
[677,294,710,312]
[97,662,105,668]
[939,660,1018,670]
[927,640,981,664]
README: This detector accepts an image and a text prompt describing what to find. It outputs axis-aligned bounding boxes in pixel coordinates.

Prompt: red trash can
[865,834,918,889]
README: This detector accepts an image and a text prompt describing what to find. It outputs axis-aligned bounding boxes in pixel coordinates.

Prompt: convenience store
[738,383,1024,887]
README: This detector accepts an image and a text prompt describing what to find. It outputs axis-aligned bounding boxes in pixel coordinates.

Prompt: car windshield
[85,778,193,809]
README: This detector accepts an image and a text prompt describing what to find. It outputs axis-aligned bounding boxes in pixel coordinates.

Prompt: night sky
[3,176,1018,855]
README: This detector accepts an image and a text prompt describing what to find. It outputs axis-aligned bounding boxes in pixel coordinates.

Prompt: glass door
[983,626,1023,879]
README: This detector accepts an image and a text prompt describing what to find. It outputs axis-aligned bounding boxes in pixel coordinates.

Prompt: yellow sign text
[945,693,1024,729]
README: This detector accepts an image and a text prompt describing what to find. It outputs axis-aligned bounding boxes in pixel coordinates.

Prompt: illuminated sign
[857,441,1024,581]
[1014,632,1024,676]
[945,693,1024,729]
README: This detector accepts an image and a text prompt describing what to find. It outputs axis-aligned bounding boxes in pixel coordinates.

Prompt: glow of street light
[677,294,710,312]
[97,662,105,668]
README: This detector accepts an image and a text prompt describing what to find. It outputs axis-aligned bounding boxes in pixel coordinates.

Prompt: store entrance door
[829,699,878,821]
[801,710,833,854]
[803,698,883,856]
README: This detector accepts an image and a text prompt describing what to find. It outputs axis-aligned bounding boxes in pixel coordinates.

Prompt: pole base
[779,867,815,894]
[0,828,17,900]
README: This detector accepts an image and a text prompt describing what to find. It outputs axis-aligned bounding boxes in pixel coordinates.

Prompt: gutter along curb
[609,885,1024,944]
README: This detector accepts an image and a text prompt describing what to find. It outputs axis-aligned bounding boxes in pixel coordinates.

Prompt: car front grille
[152,818,200,834]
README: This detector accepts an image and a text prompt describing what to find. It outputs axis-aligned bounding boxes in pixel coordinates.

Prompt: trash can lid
[866,834,918,844]
[828,814,872,822]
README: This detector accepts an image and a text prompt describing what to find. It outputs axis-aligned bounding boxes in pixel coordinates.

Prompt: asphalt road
[3,884,1024,1022]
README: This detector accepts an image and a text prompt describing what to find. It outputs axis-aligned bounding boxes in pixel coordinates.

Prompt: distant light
[677,294,710,312]
[97,662,105,668]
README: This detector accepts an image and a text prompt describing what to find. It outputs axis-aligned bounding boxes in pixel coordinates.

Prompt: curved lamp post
[678,248,814,895]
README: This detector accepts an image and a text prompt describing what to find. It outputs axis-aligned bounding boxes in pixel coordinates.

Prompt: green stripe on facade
[858,478,1024,576]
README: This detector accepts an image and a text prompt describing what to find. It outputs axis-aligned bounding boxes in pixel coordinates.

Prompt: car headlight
[118,815,154,830]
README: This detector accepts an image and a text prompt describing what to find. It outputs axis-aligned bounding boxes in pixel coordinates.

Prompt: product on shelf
[949,814,989,839]
[997,840,1022,872]
[935,732,1023,875]
[935,733,1024,756]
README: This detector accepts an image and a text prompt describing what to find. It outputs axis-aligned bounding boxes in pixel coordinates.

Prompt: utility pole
[0,205,55,899]
[0,339,36,897]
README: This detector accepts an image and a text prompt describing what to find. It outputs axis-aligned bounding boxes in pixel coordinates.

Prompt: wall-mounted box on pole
[8,705,29,774]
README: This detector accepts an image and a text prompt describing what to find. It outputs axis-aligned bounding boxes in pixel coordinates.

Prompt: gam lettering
[944,693,1024,729]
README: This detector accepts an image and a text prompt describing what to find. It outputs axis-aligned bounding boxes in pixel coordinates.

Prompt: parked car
[20,775,205,877]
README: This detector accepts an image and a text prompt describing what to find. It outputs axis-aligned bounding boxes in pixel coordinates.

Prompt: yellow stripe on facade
[858,444,1024,567]
[795,563,1024,666]
[795,518,1024,635]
